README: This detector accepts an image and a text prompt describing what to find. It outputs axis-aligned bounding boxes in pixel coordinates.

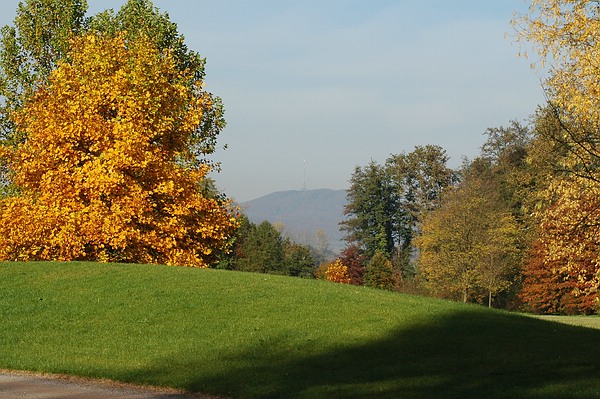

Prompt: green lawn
[532,314,600,330]
[1,261,599,399]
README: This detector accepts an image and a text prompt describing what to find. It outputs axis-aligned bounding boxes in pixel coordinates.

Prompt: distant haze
[242,189,347,253]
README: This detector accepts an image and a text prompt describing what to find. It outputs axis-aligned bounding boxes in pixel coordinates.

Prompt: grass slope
[1,262,600,399]
[534,315,600,330]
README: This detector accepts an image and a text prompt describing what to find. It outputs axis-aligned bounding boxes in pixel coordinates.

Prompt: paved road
[0,371,222,399]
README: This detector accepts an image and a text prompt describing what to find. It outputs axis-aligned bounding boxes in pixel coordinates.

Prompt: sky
[0,0,545,202]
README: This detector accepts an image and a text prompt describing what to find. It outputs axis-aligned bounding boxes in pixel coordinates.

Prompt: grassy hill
[1,262,600,399]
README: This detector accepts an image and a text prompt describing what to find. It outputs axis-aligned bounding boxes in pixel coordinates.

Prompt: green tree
[364,251,396,291]
[342,146,455,277]
[283,240,316,278]
[499,111,568,253]
[390,145,456,219]
[463,122,534,306]
[342,145,457,277]
[215,213,253,270]
[341,161,403,260]
[478,121,534,230]
[233,220,285,274]
[388,145,456,273]
[481,121,531,166]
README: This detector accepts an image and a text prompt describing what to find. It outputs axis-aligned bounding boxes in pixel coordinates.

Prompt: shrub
[365,251,396,290]
[324,260,351,284]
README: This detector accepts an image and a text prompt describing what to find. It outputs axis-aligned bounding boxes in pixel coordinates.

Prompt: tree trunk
[488,291,492,308]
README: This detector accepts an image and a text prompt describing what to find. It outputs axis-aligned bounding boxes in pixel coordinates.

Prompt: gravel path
[0,371,226,399]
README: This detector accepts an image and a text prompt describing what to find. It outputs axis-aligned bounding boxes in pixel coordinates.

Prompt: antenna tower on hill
[302,159,307,191]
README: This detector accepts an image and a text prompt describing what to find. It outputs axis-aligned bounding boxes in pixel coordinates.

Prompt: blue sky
[0,0,544,202]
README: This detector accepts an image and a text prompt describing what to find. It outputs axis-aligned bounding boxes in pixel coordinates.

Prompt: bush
[319,260,351,284]
[365,252,396,290]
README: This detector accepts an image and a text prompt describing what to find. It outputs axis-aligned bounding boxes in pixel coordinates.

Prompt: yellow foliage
[537,170,600,295]
[515,1,600,140]
[325,260,351,284]
[415,180,520,303]
[0,33,238,267]
[515,1,600,296]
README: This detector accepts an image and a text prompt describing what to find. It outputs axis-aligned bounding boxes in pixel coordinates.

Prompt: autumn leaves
[513,1,600,310]
[0,32,237,266]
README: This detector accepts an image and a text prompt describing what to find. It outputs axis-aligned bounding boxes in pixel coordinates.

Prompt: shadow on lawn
[129,310,600,399]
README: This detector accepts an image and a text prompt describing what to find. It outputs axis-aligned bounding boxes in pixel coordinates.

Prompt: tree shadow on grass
[127,310,600,399]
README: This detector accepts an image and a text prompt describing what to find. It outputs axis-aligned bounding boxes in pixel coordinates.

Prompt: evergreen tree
[283,240,316,278]
[341,161,403,260]
[233,220,284,274]
[341,146,455,273]
[389,146,456,275]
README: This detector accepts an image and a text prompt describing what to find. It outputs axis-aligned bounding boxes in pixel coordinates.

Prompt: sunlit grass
[531,314,600,330]
[1,261,600,399]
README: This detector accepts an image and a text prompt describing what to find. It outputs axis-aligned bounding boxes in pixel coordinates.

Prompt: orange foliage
[537,174,600,302]
[324,260,351,284]
[0,33,238,267]
[520,241,598,315]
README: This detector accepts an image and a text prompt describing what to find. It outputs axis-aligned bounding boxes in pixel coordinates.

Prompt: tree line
[326,0,600,314]
[333,109,597,314]
[216,215,331,278]
[0,0,598,314]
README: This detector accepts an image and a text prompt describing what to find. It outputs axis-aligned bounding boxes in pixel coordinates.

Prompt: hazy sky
[0,1,545,202]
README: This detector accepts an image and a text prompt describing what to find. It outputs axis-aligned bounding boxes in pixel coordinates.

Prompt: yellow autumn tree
[0,33,238,267]
[324,260,351,284]
[536,172,600,300]
[515,1,600,299]
[514,1,600,172]
[415,176,519,305]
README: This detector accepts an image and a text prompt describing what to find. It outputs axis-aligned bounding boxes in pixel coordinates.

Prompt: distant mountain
[241,189,347,253]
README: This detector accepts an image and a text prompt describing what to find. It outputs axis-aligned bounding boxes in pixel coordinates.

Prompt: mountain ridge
[241,188,347,252]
